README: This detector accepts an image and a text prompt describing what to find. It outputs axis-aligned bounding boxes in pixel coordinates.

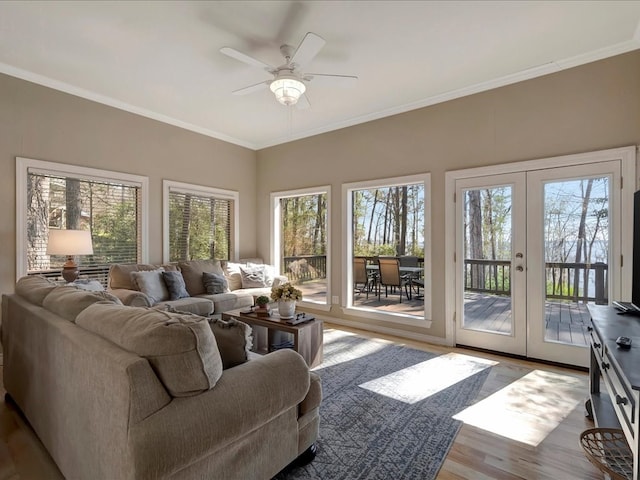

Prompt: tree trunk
[27,175,51,270]
[398,186,408,256]
[573,179,593,301]
[66,179,82,229]
[468,190,484,289]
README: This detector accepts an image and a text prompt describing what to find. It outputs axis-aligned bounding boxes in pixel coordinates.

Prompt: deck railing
[464,259,608,304]
[283,255,327,281]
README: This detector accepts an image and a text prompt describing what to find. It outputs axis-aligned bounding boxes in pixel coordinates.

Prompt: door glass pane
[543,177,609,346]
[463,186,513,334]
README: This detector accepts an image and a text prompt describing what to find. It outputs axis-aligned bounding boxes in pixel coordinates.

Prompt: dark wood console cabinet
[588,305,640,480]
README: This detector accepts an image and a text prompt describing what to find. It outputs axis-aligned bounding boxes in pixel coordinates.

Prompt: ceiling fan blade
[220,47,274,71]
[305,73,358,88]
[290,32,326,69]
[295,93,311,110]
[232,81,269,96]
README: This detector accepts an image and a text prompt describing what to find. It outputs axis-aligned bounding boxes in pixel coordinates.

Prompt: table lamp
[46,229,94,283]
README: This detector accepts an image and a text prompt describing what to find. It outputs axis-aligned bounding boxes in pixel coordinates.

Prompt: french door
[455,160,622,367]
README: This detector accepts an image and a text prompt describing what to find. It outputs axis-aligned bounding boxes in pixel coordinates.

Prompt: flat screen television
[614,189,640,313]
[633,189,640,310]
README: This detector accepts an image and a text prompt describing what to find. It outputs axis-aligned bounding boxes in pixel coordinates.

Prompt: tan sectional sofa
[1,276,321,480]
[108,259,288,316]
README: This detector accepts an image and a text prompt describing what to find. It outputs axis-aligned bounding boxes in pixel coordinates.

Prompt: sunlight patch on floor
[453,369,586,447]
[358,352,497,404]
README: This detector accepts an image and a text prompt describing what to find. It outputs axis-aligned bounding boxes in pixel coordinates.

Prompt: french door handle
[515,252,523,258]
[516,266,524,272]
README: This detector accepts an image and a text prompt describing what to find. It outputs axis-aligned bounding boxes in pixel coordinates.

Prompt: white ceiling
[1,1,639,150]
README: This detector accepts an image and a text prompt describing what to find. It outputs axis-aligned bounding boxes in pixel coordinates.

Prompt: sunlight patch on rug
[453,369,586,447]
[359,352,497,404]
[316,329,391,369]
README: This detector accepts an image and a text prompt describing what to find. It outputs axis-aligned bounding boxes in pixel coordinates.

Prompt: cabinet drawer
[601,352,636,433]
[589,326,605,359]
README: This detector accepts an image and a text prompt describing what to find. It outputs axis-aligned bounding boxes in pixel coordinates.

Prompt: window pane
[26,172,141,285]
[350,183,425,317]
[279,193,328,304]
[168,190,232,261]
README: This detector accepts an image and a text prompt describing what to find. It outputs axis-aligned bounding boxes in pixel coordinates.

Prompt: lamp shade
[46,229,94,256]
[269,77,306,106]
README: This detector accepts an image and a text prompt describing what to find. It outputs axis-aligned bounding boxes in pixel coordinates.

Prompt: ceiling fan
[220,32,357,108]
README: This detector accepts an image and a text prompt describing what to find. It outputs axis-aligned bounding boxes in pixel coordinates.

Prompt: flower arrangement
[271,282,302,302]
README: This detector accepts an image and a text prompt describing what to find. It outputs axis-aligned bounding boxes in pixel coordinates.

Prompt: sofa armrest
[107,288,152,307]
[299,371,322,417]
[130,349,312,478]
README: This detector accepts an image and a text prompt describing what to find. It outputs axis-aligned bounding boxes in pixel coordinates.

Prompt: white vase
[278,300,296,319]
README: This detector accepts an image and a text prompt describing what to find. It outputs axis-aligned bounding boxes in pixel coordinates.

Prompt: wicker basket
[580,428,633,480]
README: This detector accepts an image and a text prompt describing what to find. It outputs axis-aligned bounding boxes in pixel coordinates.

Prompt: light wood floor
[0,326,603,480]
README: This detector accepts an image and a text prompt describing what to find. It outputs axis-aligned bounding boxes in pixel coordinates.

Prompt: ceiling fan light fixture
[270,77,306,106]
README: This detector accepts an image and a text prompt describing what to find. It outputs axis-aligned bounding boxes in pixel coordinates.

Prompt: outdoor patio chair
[377,257,412,303]
[399,255,423,296]
[354,257,376,299]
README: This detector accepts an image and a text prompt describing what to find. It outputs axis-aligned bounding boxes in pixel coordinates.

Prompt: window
[17,157,148,285]
[163,180,238,262]
[343,174,431,324]
[272,187,330,308]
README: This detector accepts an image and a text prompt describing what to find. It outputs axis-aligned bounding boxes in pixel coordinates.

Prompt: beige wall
[0,73,257,295]
[2,51,639,342]
[256,50,640,340]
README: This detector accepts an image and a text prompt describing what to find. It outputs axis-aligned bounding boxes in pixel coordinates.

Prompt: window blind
[168,190,233,261]
[26,172,142,282]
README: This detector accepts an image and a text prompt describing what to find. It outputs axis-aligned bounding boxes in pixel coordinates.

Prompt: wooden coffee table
[222,308,323,368]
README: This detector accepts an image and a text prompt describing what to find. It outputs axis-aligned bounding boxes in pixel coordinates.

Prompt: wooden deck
[464,292,591,346]
[299,282,591,346]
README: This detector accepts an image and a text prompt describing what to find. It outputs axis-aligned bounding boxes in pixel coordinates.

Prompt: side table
[222,308,323,368]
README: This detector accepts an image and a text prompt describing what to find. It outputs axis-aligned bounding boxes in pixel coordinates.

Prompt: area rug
[276,330,494,480]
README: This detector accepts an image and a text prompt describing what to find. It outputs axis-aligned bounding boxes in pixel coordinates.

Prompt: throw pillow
[248,262,275,286]
[178,260,224,296]
[162,271,190,300]
[202,272,229,294]
[208,317,253,369]
[239,265,269,288]
[130,269,169,305]
[223,262,243,291]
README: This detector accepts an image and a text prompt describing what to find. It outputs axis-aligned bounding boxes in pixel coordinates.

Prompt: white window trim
[16,157,149,280]
[444,145,637,347]
[271,185,331,311]
[162,180,240,263]
[342,173,432,326]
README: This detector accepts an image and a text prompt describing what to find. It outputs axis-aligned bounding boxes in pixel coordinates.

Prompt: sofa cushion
[42,287,120,322]
[203,272,229,294]
[162,271,190,300]
[15,275,57,305]
[76,303,223,397]
[131,269,169,305]
[109,263,178,290]
[156,297,214,316]
[197,292,254,314]
[240,265,269,288]
[208,317,253,369]
[179,260,224,296]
